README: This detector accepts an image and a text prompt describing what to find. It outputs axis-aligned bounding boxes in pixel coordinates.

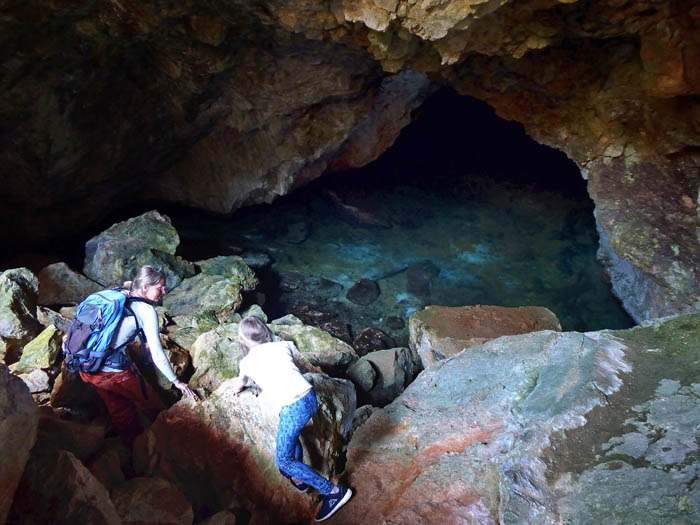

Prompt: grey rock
[37,262,101,306]
[346,278,380,305]
[0,267,40,363]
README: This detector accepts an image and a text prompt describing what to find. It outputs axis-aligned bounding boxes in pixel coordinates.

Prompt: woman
[79,265,195,446]
[233,316,353,522]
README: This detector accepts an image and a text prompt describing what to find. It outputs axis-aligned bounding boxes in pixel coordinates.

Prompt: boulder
[406,261,440,301]
[240,304,267,322]
[333,314,700,524]
[271,322,358,374]
[13,324,62,374]
[196,255,259,291]
[37,262,101,306]
[36,305,71,332]
[112,477,194,525]
[10,448,120,524]
[352,327,394,357]
[50,363,103,410]
[409,304,562,368]
[163,272,251,322]
[83,210,195,289]
[86,438,129,492]
[0,365,40,524]
[18,368,51,394]
[0,267,40,363]
[348,347,418,407]
[134,373,356,521]
[34,406,108,462]
[346,278,380,305]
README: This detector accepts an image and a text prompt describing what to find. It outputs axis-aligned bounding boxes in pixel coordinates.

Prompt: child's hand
[232,376,247,395]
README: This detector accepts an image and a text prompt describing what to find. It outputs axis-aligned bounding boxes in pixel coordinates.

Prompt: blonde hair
[238,316,273,355]
[131,265,166,292]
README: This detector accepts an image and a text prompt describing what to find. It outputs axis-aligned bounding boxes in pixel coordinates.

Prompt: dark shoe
[315,485,352,522]
[280,471,310,493]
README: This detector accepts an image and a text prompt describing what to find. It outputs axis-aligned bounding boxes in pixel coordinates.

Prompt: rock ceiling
[1,0,698,320]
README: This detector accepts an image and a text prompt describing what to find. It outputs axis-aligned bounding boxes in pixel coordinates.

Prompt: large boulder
[347,347,419,407]
[10,448,121,524]
[333,313,700,524]
[83,210,195,289]
[134,373,356,522]
[409,304,562,368]
[37,262,102,306]
[0,365,40,524]
[162,256,258,322]
[0,268,41,363]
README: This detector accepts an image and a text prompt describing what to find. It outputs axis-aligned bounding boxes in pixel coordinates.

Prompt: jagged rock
[37,262,101,306]
[10,448,120,524]
[0,364,39,524]
[196,255,258,289]
[13,324,62,374]
[35,406,108,462]
[352,327,394,357]
[112,477,194,525]
[409,304,562,368]
[36,305,71,332]
[346,278,380,306]
[163,271,253,322]
[271,322,358,374]
[334,314,700,524]
[83,211,195,289]
[18,368,51,393]
[349,347,418,407]
[134,373,356,521]
[348,404,375,439]
[240,304,267,322]
[0,267,40,363]
[87,438,129,492]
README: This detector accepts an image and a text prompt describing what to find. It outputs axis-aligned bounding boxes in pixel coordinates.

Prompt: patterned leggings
[276,389,334,495]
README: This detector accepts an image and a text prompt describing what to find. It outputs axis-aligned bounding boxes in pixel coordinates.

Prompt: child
[232,316,352,522]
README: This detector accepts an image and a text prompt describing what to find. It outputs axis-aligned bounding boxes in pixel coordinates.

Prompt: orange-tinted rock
[409,304,562,367]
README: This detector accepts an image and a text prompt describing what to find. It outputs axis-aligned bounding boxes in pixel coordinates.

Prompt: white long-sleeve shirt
[238,341,312,412]
[101,300,177,382]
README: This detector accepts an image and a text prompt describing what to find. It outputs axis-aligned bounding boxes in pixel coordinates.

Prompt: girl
[233,316,352,522]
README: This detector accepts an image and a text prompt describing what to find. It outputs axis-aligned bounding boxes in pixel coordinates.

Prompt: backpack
[63,289,146,374]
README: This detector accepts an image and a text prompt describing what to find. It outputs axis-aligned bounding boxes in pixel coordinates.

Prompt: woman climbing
[233,316,353,522]
[77,265,195,446]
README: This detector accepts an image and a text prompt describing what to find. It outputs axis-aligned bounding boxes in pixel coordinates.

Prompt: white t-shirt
[239,340,312,411]
[101,300,176,382]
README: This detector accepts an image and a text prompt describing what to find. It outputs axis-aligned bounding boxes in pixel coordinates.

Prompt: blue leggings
[276,389,334,495]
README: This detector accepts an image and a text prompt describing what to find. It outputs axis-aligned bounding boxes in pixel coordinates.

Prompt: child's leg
[276,390,335,495]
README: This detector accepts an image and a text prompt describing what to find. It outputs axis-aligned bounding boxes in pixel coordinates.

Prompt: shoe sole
[316,488,353,522]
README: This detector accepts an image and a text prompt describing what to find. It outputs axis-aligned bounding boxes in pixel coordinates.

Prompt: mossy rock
[163,274,246,322]
[14,325,63,374]
[0,268,41,363]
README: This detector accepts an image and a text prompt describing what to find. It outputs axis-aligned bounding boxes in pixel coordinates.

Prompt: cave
[2,1,700,524]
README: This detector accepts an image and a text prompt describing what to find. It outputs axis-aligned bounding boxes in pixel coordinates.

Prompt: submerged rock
[409,304,562,368]
[346,278,380,306]
[334,314,700,524]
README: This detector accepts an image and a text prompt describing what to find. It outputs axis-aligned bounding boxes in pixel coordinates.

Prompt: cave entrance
[173,87,634,343]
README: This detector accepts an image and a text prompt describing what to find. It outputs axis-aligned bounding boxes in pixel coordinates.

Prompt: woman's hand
[172,379,197,399]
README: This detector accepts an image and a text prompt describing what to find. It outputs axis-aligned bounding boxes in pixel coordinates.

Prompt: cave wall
[1,0,699,320]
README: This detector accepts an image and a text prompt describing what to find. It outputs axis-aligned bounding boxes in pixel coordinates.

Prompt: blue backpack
[63,289,146,374]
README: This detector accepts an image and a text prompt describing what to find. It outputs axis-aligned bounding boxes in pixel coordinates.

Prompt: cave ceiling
[1,0,699,320]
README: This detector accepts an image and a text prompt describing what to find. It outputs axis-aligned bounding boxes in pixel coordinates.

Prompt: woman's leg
[276,390,335,495]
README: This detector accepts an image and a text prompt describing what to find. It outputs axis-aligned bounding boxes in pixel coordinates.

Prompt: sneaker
[315,484,352,522]
[280,471,310,493]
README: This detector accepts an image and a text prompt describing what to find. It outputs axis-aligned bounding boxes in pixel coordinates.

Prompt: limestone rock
[134,373,356,521]
[83,210,195,289]
[0,364,40,524]
[13,324,62,374]
[37,262,102,306]
[0,267,40,363]
[409,304,562,368]
[350,347,418,407]
[112,476,194,525]
[163,272,250,322]
[333,314,700,524]
[10,448,120,524]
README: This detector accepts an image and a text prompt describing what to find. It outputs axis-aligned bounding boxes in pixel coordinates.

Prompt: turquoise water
[171,90,634,343]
